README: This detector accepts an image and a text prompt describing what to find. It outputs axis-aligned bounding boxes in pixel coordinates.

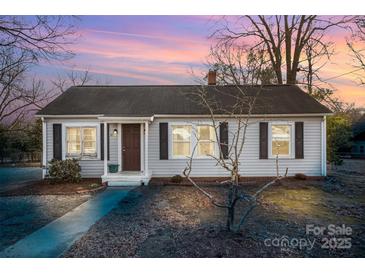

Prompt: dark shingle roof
[37,85,332,116]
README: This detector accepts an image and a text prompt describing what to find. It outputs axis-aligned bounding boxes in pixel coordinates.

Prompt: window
[270,124,291,157]
[171,125,192,158]
[197,125,216,157]
[66,127,97,158]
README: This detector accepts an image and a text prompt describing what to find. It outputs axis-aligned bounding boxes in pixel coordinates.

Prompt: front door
[122,124,141,171]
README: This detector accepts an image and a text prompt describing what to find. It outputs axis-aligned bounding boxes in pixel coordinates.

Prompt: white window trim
[169,122,193,159]
[62,122,101,161]
[268,121,295,159]
[168,122,219,160]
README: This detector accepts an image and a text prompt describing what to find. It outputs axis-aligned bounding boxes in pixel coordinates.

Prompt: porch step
[108,181,146,187]
[101,172,151,186]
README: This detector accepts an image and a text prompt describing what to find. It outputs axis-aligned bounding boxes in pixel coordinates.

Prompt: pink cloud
[73,31,210,65]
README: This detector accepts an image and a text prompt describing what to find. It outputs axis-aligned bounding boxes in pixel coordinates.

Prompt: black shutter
[53,124,62,160]
[295,122,304,159]
[259,122,268,159]
[219,122,229,159]
[159,123,168,160]
[100,124,104,160]
[107,125,110,160]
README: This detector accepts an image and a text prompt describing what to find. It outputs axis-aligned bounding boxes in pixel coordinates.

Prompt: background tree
[347,17,365,84]
[327,113,353,166]
[52,68,92,94]
[185,44,288,232]
[0,16,76,128]
[25,118,42,161]
[208,44,277,85]
[214,16,354,84]
[0,119,42,163]
[213,16,358,111]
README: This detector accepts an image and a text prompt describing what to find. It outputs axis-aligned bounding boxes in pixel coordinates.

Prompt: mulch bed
[0,178,105,196]
[149,176,324,186]
[64,178,365,258]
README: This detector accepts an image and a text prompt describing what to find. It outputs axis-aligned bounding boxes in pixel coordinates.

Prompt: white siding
[108,124,118,164]
[148,117,323,177]
[44,116,324,178]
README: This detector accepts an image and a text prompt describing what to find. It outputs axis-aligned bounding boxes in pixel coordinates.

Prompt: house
[352,114,365,158]
[36,75,332,186]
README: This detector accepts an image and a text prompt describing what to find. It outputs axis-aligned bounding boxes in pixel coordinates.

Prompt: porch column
[321,116,327,176]
[41,117,47,179]
[144,121,149,176]
[103,122,108,176]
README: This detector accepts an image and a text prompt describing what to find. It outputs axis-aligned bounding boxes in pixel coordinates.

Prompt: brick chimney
[207,70,216,85]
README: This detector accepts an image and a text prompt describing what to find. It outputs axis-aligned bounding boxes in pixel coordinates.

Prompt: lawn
[0,179,105,196]
[0,179,105,252]
[64,176,365,258]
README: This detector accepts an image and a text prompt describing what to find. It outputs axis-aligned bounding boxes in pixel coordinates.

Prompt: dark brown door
[122,124,141,171]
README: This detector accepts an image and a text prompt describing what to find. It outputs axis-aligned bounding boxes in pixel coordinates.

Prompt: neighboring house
[352,114,365,158]
[36,76,332,186]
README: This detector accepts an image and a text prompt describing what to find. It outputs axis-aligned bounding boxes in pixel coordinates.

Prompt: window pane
[83,128,96,141]
[271,125,290,156]
[272,140,289,156]
[272,125,290,139]
[82,128,96,154]
[198,125,210,141]
[197,142,214,156]
[197,125,215,156]
[67,128,81,155]
[173,142,190,157]
[172,125,191,141]
[67,142,81,154]
[67,128,80,142]
[83,141,96,154]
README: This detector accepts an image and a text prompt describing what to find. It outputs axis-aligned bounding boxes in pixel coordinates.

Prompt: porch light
[112,128,118,137]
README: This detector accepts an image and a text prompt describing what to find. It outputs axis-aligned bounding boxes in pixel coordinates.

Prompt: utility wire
[322,68,364,81]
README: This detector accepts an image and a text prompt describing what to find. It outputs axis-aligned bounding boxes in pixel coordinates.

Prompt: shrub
[48,158,81,183]
[294,173,307,180]
[170,174,183,184]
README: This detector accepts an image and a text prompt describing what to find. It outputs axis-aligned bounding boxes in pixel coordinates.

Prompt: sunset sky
[34,16,365,107]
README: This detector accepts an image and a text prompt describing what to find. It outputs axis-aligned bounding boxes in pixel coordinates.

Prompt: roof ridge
[74,84,296,88]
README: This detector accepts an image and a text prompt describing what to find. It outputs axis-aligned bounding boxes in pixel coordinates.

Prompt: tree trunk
[227,205,235,231]
[226,185,234,231]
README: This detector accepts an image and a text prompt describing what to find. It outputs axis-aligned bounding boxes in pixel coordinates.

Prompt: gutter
[35,114,104,118]
[153,113,333,118]
[35,113,332,119]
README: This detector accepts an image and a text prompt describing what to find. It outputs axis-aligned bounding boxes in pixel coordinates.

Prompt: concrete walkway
[0,187,133,258]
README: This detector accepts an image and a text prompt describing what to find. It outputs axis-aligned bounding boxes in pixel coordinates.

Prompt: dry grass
[65,177,365,258]
[0,179,104,196]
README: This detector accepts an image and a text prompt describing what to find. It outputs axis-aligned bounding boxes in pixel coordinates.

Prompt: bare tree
[0,16,77,127]
[208,44,277,85]
[0,49,50,129]
[184,45,288,232]
[347,17,365,84]
[213,16,355,85]
[52,68,92,94]
[0,16,76,65]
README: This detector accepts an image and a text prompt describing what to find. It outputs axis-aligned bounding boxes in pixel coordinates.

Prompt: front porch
[99,116,153,186]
